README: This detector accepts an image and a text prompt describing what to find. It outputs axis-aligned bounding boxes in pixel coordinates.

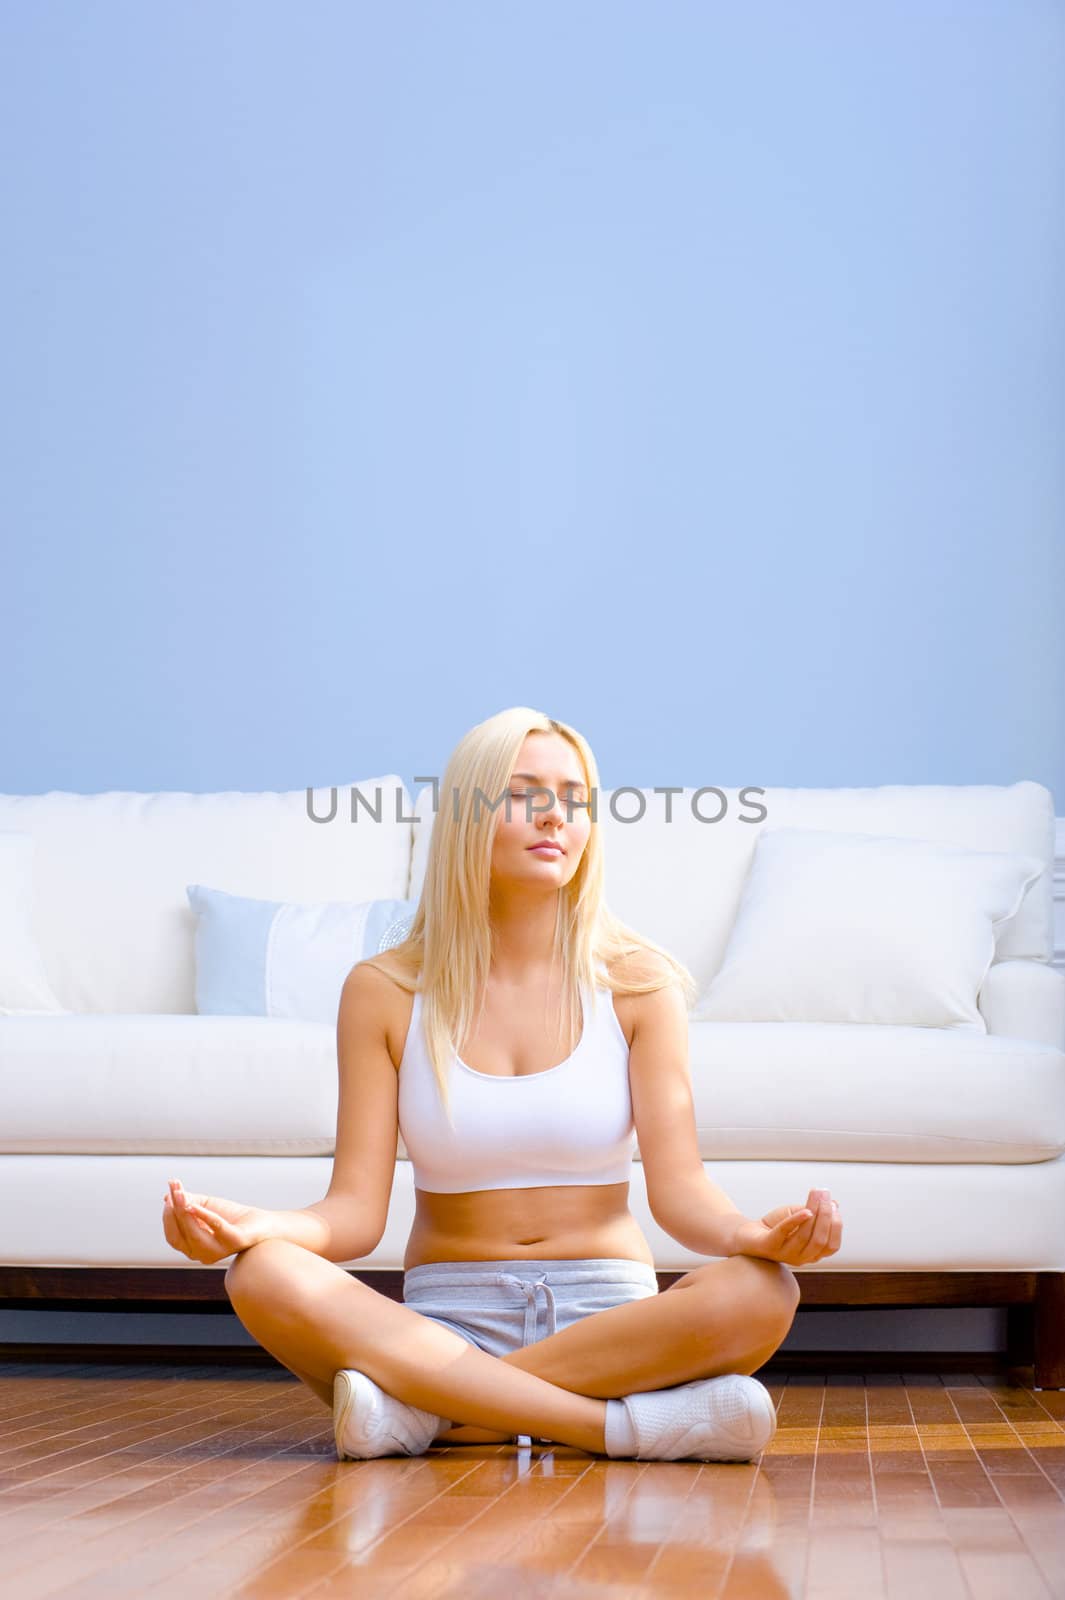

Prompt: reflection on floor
[1,1360,1063,1598]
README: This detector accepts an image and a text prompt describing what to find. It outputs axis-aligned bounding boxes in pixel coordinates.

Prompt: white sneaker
[333,1369,445,1460]
[623,1374,778,1462]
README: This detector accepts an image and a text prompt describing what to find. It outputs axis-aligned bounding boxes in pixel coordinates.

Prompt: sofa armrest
[978,959,1065,1049]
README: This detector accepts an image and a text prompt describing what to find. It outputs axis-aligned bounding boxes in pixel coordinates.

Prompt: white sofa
[2,777,1063,1383]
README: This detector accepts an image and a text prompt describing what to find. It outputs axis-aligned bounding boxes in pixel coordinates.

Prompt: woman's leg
[226,1244,797,1451]
[428,1260,793,1452]
[437,1255,799,1446]
[224,1240,607,1453]
[500,1255,800,1396]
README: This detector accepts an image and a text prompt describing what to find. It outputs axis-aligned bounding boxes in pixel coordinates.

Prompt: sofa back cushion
[0,833,66,1014]
[0,778,414,1013]
[408,779,1055,992]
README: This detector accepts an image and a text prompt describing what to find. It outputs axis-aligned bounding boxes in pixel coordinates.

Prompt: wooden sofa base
[1,1267,1062,1389]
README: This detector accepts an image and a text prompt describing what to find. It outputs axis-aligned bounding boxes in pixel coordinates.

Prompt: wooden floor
[1,1359,1064,1599]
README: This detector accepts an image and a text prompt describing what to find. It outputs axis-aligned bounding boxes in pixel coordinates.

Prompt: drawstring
[497,1271,557,1450]
[496,1271,558,1347]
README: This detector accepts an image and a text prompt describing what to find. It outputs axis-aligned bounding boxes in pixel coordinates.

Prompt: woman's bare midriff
[403,1181,656,1271]
[381,965,657,1272]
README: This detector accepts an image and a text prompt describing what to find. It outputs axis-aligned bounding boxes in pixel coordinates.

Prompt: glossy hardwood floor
[1,1358,1064,1598]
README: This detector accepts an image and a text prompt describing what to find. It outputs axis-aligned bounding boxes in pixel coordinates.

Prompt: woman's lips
[528,843,564,856]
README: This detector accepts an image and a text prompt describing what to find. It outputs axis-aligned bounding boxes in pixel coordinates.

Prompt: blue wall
[2,1,1062,806]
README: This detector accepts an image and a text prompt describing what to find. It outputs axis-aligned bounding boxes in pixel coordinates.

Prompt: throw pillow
[693,827,1044,1030]
[186,884,416,1024]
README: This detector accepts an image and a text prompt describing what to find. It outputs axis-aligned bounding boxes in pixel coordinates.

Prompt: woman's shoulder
[342,956,419,1073]
[355,950,418,991]
[602,945,677,991]
[601,947,681,1049]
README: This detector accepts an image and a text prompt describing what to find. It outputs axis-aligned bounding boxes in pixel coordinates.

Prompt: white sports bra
[397,969,637,1194]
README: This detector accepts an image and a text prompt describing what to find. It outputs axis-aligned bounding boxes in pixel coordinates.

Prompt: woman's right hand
[162,1177,273,1265]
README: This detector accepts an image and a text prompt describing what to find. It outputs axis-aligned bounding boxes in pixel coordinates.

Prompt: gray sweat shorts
[402,1256,660,1358]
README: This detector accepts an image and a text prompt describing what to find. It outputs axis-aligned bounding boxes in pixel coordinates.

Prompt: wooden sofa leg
[1006,1302,1034,1367]
[1034,1272,1065,1390]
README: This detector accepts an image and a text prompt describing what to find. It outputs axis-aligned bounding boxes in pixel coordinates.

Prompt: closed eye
[510,790,587,806]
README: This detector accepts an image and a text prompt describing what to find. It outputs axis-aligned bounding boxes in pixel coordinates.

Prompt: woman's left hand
[735,1187,842,1266]
[162,1178,272,1265]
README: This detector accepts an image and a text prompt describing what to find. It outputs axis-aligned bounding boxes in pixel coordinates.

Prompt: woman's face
[489,731,593,890]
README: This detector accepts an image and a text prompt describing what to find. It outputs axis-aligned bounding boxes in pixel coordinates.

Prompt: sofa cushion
[0,778,414,1014]
[685,1020,1065,1162]
[0,1015,339,1154]
[694,828,1043,1030]
[186,884,416,1023]
[3,1151,1064,1270]
[0,833,66,1015]
[2,1015,1062,1165]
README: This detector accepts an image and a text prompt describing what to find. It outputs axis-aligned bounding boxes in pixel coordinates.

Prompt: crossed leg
[448,1255,799,1445]
[224,1241,800,1454]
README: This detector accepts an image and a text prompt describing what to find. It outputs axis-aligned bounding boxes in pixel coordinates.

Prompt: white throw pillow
[0,833,66,1014]
[693,828,1044,1031]
[186,884,416,1024]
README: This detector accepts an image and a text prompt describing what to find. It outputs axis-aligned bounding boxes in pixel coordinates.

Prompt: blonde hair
[363,706,697,1126]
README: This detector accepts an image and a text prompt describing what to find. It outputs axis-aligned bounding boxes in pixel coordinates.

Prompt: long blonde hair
[363,706,697,1126]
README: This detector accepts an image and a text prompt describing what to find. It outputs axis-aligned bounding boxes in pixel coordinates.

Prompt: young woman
[163,707,842,1462]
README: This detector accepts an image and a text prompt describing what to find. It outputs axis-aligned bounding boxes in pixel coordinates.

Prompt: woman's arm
[215,964,400,1265]
[627,966,842,1265]
[626,965,752,1259]
[166,967,400,1265]
[256,1195,384,1263]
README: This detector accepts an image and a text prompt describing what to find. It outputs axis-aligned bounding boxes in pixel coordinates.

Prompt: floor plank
[1,1361,1063,1598]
